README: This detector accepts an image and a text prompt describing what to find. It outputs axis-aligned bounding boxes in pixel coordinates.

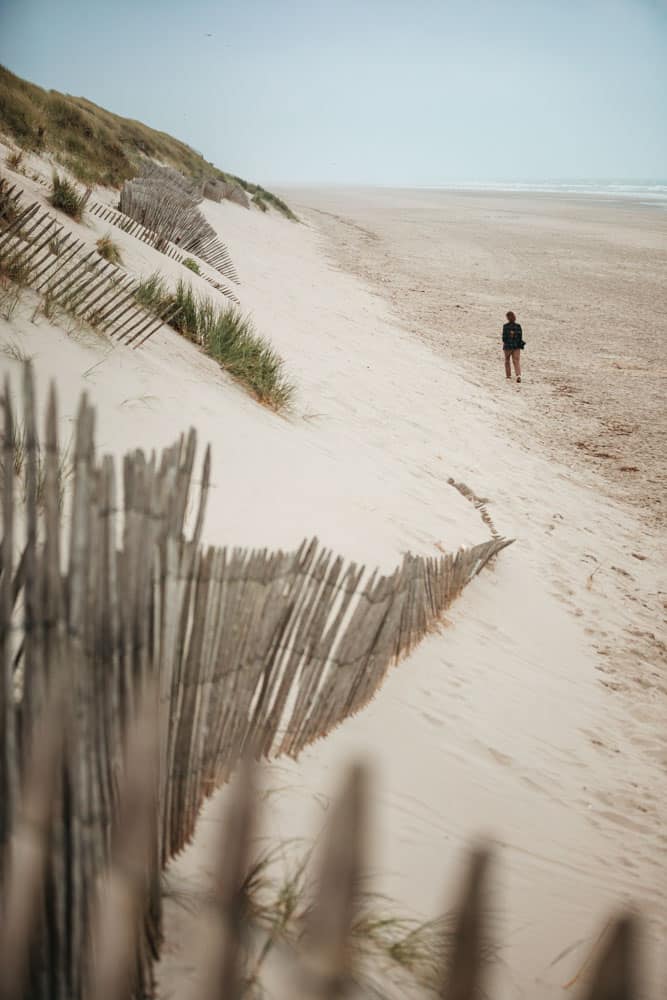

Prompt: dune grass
[50,171,87,220]
[0,416,72,511]
[5,147,24,172]
[182,257,201,274]
[0,63,296,218]
[164,840,459,996]
[96,233,123,265]
[134,272,171,312]
[133,274,294,410]
[238,178,298,221]
[205,304,294,410]
[252,192,268,213]
[0,340,34,364]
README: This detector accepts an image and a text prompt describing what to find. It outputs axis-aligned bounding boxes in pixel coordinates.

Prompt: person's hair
[506,310,516,323]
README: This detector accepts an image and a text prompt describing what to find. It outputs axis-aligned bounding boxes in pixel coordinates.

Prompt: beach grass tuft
[0,340,34,363]
[0,417,72,510]
[183,839,462,995]
[50,171,87,220]
[252,192,268,213]
[205,305,294,410]
[171,280,199,340]
[0,252,30,286]
[182,257,201,274]
[134,272,171,312]
[5,147,24,172]
[96,233,123,266]
[134,276,294,410]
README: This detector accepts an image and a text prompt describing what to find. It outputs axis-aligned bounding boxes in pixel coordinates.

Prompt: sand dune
[1,157,664,996]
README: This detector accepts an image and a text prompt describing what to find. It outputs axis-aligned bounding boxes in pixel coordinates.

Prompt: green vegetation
[205,304,294,410]
[252,192,268,213]
[5,147,24,171]
[0,63,296,218]
[182,257,201,274]
[96,233,123,265]
[0,250,29,319]
[0,414,71,511]
[134,272,170,312]
[166,840,457,996]
[0,252,29,286]
[171,280,199,339]
[50,171,87,220]
[134,273,294,410]
[245,182,297,220]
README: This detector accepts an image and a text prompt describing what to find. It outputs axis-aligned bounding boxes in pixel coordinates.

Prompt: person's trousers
[504,348,521,377]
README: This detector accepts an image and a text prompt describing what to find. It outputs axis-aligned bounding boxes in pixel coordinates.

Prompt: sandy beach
[285,187,667,526]
[156,189,666,997]
[1,158,665,997]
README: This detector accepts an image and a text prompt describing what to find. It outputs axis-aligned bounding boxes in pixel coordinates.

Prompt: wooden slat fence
[0,711,639,1000]
[117,165,240,285]
[88,199,240,302]
[88,199,187,260]
[0,373,642,998]
[0,371,516,998]
[0,179,178,347]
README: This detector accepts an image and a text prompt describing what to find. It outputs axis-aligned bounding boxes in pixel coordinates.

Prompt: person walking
[502,310,525,383]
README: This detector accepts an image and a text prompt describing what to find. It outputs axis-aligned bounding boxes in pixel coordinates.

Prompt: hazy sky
[1,0,665,185]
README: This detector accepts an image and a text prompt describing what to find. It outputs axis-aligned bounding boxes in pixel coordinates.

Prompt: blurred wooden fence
[0,178,177,345]
[0,721,638,1000]
[0,371,640,999]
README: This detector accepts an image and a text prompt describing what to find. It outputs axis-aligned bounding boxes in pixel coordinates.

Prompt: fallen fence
[0,371,514,998]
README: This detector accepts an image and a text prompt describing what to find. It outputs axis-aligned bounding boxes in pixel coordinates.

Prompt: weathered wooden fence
[0,178,178,346]
[0,370,514,998]
[118,164,240,284]
[88,199,187,261]
[0,713,638,1000]
[87,199,240,303]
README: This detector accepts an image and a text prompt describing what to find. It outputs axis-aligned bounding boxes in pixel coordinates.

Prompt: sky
[1,0,665,185]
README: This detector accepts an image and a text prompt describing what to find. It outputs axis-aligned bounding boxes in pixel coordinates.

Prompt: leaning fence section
[117,164,240,285]
[0,178,178,346]
[0,373,511,999]
[88,197,240,301]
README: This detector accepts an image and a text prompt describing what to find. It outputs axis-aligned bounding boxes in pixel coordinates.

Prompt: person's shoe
[516,376,521,383]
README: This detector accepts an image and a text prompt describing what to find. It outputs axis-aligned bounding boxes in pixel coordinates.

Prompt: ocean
[425,180,667,207]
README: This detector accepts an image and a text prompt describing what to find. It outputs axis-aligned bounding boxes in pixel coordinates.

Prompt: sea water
[425,179,667,207]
